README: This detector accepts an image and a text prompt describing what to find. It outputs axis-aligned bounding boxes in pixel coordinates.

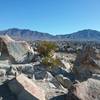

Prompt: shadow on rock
[0,82,17,100]
[50,94,66,100]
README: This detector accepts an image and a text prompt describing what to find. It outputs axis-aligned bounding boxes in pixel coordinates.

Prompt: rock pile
[0,37,100,100]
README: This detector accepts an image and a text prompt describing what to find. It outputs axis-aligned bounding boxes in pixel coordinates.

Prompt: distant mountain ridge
[0,28,100,41]
[0,28,54,40]
[56,29,100,41]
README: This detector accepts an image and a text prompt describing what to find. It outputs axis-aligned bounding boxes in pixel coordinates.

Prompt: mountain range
[0,28,100,41]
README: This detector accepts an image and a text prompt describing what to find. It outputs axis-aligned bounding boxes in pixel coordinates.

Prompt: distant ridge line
[0,28,100,41]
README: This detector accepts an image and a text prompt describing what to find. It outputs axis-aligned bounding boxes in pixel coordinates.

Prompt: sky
[0,0,100,35]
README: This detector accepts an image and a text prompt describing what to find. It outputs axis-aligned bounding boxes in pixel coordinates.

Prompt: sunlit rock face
[8,74,46,100]
[66,78,100,100]
[0,35,34,64]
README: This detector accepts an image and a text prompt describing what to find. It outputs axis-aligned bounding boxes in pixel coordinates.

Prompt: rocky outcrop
[67,78,100,100]
[8,74,45,100]
[74,46,100,80]
[0,35,35,64]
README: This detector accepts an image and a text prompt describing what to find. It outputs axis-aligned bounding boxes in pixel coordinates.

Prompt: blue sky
[0,0,100,35]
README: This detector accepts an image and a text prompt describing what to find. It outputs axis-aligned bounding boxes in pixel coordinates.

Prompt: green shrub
[42,56,62,68]
[37,41,57,57]
[37,41,62,68]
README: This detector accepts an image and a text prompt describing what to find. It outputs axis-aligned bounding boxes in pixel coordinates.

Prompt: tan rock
[67,78,100,100]
[8,74,45,100]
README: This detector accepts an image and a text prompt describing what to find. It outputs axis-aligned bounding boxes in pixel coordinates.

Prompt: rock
[8,74,45,100]
[6,66,18,76]
[0,64,10,70]
[33,68,63,89]
[46,90,67,100]
[67,78,100,100]
[45,72,54,81]
[0,97,3,100]
[60,59,71,72]
[45,72,64,89]
[0,35,35,64]
[34,70,46,80]
[16,52,34,64]
[0,83,17,100]
[92,74,100,80]
[21,64,34,75]
[0,69,7,82]
[12,64,34,79]
[33,65,46,80]
[74,46,100,80]
[0,69,6,77]
[49,67,75,82]
[56,74,73,89]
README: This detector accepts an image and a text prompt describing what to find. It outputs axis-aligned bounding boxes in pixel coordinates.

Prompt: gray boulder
[56,74,73,89]
[92,74,100,80]
[21,64,34,75]
[0,35,35,64]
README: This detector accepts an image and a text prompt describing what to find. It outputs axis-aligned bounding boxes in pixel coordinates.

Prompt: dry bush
[37,41,62,68]
[42,56,62,68]
[37,41,57,57]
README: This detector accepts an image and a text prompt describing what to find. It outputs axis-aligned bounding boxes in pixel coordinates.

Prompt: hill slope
[0,28,100,41]
[0,28,54,40]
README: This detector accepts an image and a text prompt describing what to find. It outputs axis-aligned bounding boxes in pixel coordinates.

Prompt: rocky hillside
[0,28,54,40]
[0,28,100,41]
[59,29,100,41]
[0,36,100,100]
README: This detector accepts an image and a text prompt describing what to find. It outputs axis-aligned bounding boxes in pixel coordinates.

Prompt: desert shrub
[42,56,62,68]
[37,41,57,57]
[37,41,62,68]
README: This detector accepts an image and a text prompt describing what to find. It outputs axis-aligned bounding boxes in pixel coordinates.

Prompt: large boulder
[74,46,100,80]
[8,74,45,100]
[55,74,73,89]
[48,66,75,82]
[66,78,100,100]
[0,35,35,64]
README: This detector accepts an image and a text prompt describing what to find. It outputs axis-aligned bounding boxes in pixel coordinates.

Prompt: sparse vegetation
[37,41,62,68]
[42,56,62,68]
[37,41,57,57]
